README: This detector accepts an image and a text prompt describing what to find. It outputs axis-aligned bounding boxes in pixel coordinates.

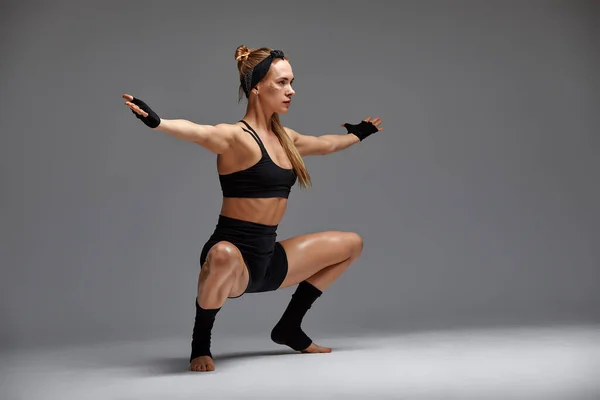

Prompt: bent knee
[345,232,363,256]
[329,231,363,257]
[206,241,242,273]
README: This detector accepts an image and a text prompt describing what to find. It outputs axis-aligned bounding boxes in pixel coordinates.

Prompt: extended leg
[271,231,363,353]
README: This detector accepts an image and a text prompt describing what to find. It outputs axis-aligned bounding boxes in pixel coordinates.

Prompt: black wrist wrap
[131,97,161,128]
[343,120,378,141]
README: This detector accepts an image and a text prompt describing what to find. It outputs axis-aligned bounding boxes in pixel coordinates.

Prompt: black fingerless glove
[131,97,161,128]
[343,120,378,141]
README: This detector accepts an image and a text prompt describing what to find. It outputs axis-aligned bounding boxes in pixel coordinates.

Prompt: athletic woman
[122,45,383,372]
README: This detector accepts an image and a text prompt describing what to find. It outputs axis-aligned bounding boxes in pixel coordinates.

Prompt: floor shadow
[141,356,191,376]
[139,345,357,376]
[137,349,294,376]
[215,348,296,362]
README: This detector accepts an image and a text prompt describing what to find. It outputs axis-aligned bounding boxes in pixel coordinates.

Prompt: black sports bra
[218,120,297,199]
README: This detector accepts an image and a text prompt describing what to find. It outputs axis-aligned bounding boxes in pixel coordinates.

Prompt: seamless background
[1,0,599,351]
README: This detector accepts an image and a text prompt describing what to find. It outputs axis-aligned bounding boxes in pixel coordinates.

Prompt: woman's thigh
[277,230,363,289]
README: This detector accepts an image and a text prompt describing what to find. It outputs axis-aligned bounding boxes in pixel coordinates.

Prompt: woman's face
[256,59,295,114]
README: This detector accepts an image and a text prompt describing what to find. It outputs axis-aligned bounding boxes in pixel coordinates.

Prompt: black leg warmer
[190,297,220,362]
[270,280,323,351]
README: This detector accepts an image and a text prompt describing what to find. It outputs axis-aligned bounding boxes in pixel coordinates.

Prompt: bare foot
[301,343,332,353]
[190,355,215,372]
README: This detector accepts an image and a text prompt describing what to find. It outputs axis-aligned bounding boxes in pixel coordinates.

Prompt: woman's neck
[242,104,274,133]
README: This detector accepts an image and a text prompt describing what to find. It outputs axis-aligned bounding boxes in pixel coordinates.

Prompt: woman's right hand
[122,94,237,154]
[122,93,161,128]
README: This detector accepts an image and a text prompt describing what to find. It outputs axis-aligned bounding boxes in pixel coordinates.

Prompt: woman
[122,45,383,372]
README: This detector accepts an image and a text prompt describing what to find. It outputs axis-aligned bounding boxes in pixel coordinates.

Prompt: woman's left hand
[341,116,384,141]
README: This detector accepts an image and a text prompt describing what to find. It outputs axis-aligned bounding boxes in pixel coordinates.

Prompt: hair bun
[235,45,251,61]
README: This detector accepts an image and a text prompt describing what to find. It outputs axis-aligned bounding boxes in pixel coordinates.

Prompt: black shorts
[199,215,288,296]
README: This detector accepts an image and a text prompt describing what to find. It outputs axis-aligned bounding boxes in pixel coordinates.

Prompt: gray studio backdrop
[1,0,599,351]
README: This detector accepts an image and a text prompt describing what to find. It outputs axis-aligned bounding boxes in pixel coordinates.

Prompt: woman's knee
[326,231,363,257]
[205,241,242,275]
[345,232,363,257]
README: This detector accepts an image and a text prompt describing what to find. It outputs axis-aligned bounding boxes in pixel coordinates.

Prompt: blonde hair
[234,45,311,189]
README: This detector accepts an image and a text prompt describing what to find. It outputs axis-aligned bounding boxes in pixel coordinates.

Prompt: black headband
[241,49,285,97]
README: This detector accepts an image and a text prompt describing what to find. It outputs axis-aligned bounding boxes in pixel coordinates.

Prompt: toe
[301,343,331,353]
[306,343,332,353]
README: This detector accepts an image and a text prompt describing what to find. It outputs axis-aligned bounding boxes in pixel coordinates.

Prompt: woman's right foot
[190,355,215,372]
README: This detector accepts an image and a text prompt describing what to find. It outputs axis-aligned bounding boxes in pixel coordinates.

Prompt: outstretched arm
[285,127,359,156]
[156,119,236,154]
[285,117,384,157]
[122,93,237,154]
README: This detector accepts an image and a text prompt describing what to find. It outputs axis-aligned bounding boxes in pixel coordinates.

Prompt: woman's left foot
[271,324,332,353]
[301,343,332,353]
